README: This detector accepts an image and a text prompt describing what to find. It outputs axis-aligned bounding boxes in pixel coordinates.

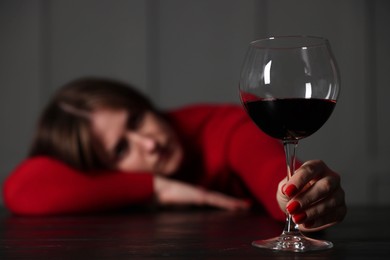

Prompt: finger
[291,174,342,211]
[277,177,289,211]
[278,177,288,194]
[304,188,346,221]
[283,160,330,198]
[288,188,346,228]
[300,204,347,232]
[204,192,251,211]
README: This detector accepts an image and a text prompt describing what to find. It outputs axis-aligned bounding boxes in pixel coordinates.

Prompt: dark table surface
[0,206,389,259]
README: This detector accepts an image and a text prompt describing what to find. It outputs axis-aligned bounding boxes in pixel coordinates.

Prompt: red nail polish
[284,184,298,197]
[293,212,307,223]
[286,201,301,214]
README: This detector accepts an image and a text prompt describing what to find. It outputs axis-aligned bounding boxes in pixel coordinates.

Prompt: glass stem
[283,140,300,234]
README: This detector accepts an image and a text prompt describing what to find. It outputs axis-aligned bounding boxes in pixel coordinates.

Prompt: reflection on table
[0,206,389,259]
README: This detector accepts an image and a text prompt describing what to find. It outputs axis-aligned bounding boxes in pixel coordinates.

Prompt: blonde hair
[29,77,157,172]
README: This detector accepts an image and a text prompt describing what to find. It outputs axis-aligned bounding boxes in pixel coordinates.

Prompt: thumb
[277,177,289,212]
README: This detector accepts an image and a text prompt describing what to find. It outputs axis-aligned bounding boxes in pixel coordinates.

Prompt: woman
[3,77,346,232]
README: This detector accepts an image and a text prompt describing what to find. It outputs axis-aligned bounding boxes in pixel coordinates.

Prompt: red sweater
[3,104,287,221]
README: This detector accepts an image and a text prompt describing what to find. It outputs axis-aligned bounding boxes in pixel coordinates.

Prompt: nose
[131,133,158,152]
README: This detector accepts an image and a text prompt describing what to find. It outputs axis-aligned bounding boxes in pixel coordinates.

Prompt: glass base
[252,231,333,252]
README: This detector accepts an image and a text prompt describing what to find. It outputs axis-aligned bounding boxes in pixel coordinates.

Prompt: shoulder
[11,156,69,173]
[165,103,254,148]
[168,103,244,113]
[167,103,248,125]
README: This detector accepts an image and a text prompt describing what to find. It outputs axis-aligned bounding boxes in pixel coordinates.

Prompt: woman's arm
[154,175,250,210]
[3,156,154,215]
[170,104,288,220]
[227,117,288,221]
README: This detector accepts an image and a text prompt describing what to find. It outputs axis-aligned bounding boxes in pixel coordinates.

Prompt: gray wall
[1,0,389,206]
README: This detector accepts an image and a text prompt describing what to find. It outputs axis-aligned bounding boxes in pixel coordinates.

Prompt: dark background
[1,0,389,206]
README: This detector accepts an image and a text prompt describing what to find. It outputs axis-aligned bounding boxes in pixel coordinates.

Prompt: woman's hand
[154,176,250,211]
[277,160,347,232]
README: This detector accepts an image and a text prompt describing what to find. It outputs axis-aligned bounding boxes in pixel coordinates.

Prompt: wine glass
[239,36,340,252]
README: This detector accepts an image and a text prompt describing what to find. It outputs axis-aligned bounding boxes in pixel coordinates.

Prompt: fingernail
[284,184,298,197]
[286,201,301,214]
[293,212,307,223]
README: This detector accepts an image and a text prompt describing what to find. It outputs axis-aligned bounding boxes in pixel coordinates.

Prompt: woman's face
[90,108,183,176]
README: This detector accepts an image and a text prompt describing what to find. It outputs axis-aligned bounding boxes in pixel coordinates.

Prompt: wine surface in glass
[243,98,336,141]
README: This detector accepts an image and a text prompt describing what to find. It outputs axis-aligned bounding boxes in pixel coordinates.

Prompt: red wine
[243,98,336,140]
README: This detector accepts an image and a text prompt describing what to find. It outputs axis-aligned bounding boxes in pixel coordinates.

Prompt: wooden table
[0,206,389,259]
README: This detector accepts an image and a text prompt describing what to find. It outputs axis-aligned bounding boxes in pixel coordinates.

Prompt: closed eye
[113,138,129,161]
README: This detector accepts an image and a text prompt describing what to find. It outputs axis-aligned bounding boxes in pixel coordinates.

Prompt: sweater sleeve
[225,107,288,221]
[169,104,289,221]
[2,156,154,216]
